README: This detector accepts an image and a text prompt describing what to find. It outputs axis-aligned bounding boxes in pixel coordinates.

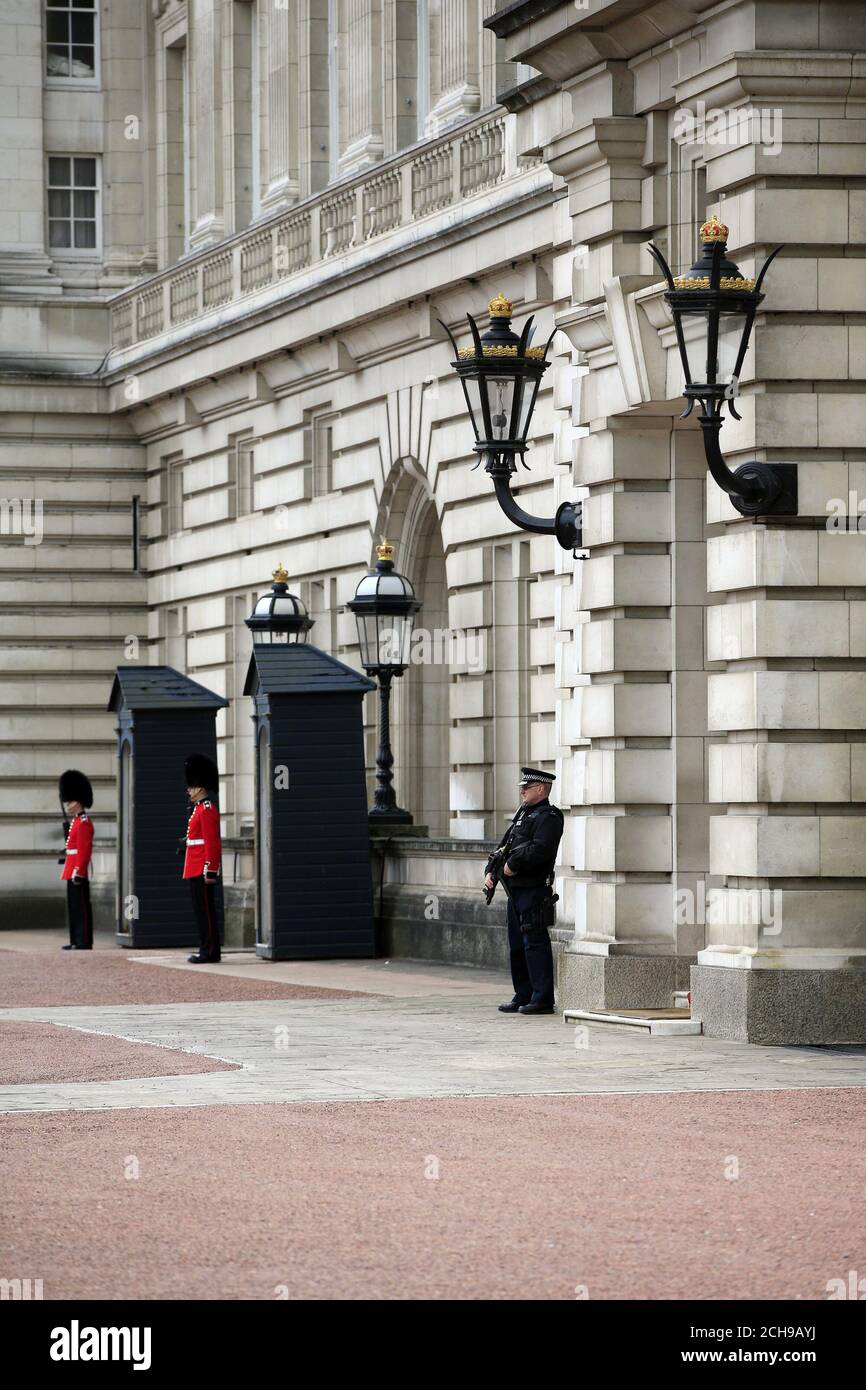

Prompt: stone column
[424,0,480,134]
[154,14,187,270]
[546,71,688,1009]
[562,419,680,1008]
[100,0,151,281]
[189,0,225,248]
[690,55,866,1043]
[298,0,331,196]
[382,0,418,157]
[0,0,58,293]
[261,0,299,211]
[222,0,256,233]
[337,0,384,175]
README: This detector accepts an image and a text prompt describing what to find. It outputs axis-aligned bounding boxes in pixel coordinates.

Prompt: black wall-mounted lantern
[648,217,796,516]
[348,539,420,823]
[442,293,583,550]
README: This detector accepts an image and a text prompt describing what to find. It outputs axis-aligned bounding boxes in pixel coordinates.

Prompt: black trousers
[506,883,554,1007]
[189,876,221,960]
[66,878,93,949]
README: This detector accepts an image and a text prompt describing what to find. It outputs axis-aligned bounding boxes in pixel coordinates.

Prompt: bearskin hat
[184,753,218,791]
[59,769,93,808]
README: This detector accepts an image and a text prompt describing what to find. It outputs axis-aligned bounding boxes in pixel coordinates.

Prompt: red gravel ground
[0,1020,238,1085]
[3,1088,864,1301]
[0,948,368,1007]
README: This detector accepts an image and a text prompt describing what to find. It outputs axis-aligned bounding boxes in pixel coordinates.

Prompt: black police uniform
[497,789,563,1009]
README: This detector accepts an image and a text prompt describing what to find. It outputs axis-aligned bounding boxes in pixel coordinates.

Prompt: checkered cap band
[519,767,555,786]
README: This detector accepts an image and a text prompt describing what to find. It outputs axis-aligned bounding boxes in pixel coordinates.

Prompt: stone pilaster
[99,0,152,281]
[337,0,384,176]
[382,0,418,157]
[558,419,684,1009]
[425,0,480,135]
[0,0,58,293]
[222,0,256,233]
[678,54,866,1043]
[298,0,330,196]
[261,0,299,211]
[189,0,225,249]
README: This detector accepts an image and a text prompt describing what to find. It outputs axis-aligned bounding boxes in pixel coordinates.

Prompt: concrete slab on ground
[1,990,865,1114]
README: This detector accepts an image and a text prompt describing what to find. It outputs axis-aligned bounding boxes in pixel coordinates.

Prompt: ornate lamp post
[348,540,421,823]
[244,565,314,644]
[648,217,795,515]
[442,293,583,550]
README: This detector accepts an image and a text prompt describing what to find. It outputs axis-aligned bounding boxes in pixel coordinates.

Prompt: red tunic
[61,812,94,881]
[183,799,222,879]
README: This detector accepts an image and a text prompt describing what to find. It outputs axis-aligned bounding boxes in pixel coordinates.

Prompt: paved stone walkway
[1,951,865,1113]
[3,937,865,1302]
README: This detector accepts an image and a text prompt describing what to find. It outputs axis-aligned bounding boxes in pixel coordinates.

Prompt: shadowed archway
[372,459,449,836]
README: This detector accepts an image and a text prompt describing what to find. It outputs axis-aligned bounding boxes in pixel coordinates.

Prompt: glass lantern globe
[648,216,781,418]
[245,566,314,644]
[348,540,420,674]
[443,292,554,466]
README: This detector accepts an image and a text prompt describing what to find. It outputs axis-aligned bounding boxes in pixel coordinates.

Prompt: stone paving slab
[1,993,865,1114]
[127,949,508,997]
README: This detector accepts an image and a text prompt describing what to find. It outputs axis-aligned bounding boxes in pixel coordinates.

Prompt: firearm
[483,810,520,904]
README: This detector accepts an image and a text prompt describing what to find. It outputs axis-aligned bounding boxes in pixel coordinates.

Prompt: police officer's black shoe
[187,954,221,964]
[62,944,74,950]
[518,1002,555,1015]
[498,999,526,1013]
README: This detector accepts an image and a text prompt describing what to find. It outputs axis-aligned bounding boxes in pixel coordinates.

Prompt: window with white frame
[46,0,98,81]
[165,452,185,534]
[227,433,256,518]
[303,411,335,498]
[47,156,100,252]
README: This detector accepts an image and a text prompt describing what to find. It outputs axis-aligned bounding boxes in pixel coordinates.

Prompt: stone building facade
[1,0,865,1043]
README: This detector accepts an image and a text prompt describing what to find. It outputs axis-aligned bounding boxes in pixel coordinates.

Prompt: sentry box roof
[108,666,229,712]
[244,643,376,697]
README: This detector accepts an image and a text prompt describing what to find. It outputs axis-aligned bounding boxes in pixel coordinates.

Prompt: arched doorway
[374,461,450,837]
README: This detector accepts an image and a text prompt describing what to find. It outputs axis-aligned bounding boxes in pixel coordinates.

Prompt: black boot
[498,998,526,1013]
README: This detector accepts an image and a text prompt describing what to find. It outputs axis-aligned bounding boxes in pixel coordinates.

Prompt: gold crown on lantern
[376,537,395,563]
[272,564,289,584]
[700,216,729,243]
[673,274,756,290]
[488,293,513,317]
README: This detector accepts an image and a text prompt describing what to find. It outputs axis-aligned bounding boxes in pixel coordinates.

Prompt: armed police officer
[484,767,564,1015]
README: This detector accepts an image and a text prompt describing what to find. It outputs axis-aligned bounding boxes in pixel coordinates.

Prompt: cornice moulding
[673,50,863,106]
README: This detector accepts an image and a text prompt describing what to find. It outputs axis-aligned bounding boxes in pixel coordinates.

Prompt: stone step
[563,1007,702,1036]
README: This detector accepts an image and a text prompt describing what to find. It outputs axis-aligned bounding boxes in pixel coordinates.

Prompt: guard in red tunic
[59,769,94,950]
[183,753,222,964]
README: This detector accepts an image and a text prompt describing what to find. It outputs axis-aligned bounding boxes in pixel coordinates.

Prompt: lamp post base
[369,806,414,825]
